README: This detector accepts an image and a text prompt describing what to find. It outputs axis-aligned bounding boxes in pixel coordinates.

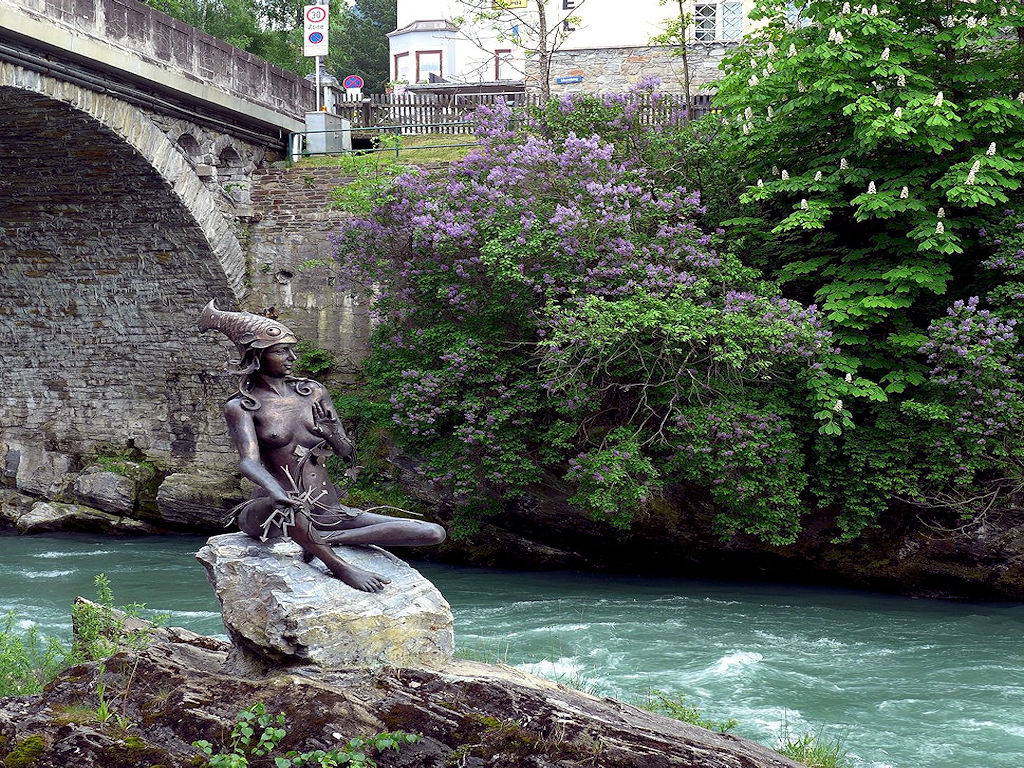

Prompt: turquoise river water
[1,532,1022,768]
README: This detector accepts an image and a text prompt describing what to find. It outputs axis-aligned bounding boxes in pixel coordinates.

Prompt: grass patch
[295,132,478,168]
[777,726,853,768]
[638,690,739,734]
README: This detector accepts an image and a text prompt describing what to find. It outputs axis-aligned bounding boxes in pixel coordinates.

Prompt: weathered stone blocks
[196,533,455,669]
[154,470,242,530]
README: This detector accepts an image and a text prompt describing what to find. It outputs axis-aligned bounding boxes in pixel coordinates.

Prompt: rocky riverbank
[0,607,802,768]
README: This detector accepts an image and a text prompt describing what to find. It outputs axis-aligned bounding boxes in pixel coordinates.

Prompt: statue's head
[198,301,298,374]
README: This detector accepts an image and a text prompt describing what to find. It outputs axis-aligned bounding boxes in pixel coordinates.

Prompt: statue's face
[261,343,297,377]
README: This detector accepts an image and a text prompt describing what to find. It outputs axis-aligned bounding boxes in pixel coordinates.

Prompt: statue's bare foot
[327,560,390,592]
[301,549,315,564]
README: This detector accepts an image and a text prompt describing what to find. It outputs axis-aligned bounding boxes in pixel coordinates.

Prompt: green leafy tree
[713,0,1024,532]
[329,0,396,93]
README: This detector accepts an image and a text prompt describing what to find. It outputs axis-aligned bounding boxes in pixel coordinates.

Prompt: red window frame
[393,51,409,80]
[494,49,512,80]
[415,50,443,82]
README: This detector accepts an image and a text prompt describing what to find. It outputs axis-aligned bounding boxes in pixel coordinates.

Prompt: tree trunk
[678,0,692,119]
[536,0,551,102]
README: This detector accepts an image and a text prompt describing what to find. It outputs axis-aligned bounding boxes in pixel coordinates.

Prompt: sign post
[303,4,329,110]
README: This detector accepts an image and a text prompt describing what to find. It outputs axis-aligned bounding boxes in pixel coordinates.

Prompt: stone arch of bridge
[0,62,248,297]
[0,65,252,469]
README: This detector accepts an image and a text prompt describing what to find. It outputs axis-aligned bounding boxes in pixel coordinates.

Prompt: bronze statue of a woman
[199,301,445,592]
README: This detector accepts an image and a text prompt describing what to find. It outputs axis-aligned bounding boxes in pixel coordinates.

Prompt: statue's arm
[224,400,293,506]
[312,386,354,459]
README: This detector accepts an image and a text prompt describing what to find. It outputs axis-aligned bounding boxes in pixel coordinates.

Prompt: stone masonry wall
[0,87,242,478]
[246,166,372,377]
[529,43,736,96]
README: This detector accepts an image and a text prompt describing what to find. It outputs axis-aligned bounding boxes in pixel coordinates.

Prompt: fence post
[361,97,372,128]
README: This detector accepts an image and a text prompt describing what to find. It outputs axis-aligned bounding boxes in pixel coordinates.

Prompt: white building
[388,0,762,94]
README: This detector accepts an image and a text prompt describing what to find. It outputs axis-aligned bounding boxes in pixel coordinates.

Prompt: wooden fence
[328,91,714,134]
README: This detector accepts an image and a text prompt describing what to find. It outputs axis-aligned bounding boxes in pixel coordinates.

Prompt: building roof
[387,20,460,37]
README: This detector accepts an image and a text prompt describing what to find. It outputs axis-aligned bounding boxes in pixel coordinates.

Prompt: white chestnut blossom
[867,181,877,194]
[897,74,906,86]
[894,106,903,118]
[749,74,760,86]
[789,43,798,57]
[934,91,944,107]
[814,170,823,181]
[881,47,890,61]
[965,160,981,185]
[900,186,909,199]
[936,220,945,234]
[937,207,945,218]
[781,169,790,180]
[987,142,997,156]
[833,399,844,413]
[800,198,809,210]
[840,157,849,170]
[757,178,765,187]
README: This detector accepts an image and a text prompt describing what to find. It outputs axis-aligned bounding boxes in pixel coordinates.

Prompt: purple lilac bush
[331,86,836,543]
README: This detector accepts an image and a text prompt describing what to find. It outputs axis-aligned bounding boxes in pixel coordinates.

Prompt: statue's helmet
[198,300,298,356]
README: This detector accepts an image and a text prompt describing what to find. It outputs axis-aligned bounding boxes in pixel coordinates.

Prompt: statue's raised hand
[312,401,353,457]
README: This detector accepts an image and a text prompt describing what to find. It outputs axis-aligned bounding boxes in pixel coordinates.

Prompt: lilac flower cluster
[918,296,1023,481]
[329,82,831,537]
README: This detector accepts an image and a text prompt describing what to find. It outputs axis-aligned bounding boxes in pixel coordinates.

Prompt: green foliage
[639,690,738,733]
[711,0,1024,532]
[140,0,396,87]
[293,341,337,377]
[0,613,66,697]
[193,704,421,768]
[777,727,853,768]
[335,89,839,543]
[329,0,396,93]
[0,575,157,697]
[193,703,288,768]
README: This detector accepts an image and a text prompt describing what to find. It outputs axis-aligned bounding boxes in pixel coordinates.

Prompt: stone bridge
[0,0,327,506]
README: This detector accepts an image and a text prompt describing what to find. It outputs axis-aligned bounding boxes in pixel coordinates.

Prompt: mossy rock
[100,735,169,768]
[3,735,46,768]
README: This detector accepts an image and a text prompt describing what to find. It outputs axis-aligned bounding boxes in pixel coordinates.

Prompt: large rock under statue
[196,533,454,669]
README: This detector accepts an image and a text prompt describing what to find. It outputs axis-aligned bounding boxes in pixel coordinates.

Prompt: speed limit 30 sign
[304,5,329,57]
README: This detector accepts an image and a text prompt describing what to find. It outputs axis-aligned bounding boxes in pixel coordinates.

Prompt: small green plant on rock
[294,341,337,377]
[639,689,738,733]
[193,703,421,768]
[777,726,852,768]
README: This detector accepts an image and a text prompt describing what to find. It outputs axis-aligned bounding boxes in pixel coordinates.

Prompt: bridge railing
[5,0,315,120]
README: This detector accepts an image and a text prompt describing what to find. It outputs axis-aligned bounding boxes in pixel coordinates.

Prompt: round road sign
[342,75,364,89]
[305,5,327,23]
[308,31,324,44]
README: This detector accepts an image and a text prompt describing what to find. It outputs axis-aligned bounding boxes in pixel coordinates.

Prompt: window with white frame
[693,1,743,42]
